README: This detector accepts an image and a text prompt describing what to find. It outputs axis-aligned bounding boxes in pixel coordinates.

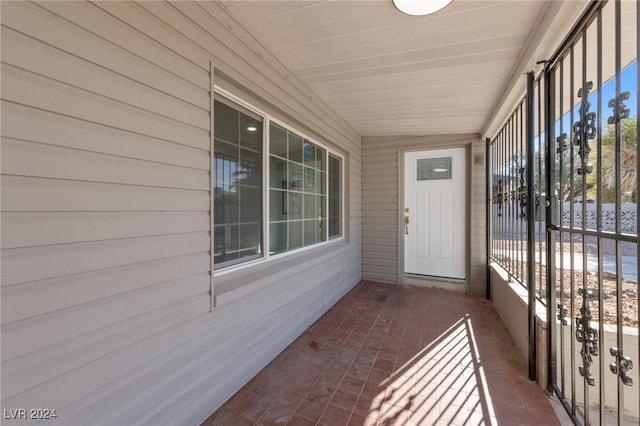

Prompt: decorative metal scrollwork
[557,303,568,326]
[556,133,568,154]
[610,347,634,386]
[495,179,505,217]
[518,167,526,219]
[576,287,599,386]
[572,82,596,176]
[607,91,630,124]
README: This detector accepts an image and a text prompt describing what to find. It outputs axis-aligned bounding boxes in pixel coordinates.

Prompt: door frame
[397,143,472,290]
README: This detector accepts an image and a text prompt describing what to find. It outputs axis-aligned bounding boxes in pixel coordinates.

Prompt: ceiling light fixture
[433,168,448,173]
[246,126,258,132]
[392,0,453,16]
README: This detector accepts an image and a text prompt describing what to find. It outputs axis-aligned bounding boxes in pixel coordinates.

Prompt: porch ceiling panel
[221,0,549,137]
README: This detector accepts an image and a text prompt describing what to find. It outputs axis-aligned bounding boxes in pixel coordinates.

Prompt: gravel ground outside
[492,238,638,328]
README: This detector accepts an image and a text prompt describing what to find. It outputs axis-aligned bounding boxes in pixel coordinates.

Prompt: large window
[213,94,343,270]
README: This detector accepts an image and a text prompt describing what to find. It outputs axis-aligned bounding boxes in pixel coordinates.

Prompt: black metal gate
[544,1,639,424]
[489,1,639,424]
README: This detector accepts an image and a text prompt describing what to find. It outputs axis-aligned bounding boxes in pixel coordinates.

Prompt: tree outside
[554,118,637,203]
[598,118,638,203]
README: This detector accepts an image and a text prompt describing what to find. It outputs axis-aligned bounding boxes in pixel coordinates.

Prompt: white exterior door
[403,147,466,279]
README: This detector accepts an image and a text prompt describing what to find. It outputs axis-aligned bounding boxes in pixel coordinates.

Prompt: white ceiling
[220,0,583,138]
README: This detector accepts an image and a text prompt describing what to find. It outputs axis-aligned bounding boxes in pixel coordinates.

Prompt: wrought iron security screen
[490,97,529,286]
[544,1,639,424]
[489,70,549,381]
[489,78,549,303]
[489,1,639,423]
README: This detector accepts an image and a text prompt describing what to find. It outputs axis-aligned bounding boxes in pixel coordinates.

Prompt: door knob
[404,216,410,235]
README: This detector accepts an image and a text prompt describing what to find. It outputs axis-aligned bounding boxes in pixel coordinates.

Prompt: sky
[498,60,637,177]
[553,60,637,138]
[599,60,637,122]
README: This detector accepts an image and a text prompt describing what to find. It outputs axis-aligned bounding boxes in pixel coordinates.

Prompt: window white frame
[213,87,344,276]
[327,152,344,240]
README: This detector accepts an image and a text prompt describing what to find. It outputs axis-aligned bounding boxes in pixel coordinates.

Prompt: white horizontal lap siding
[2,103,211,169]
[95,249,358,426]
[362,137,398,284]
[1,295,209,404]
[1,252,211,324]
[1,176,210,212]
[2,28,209,130]
[2,64,208,146]
[470,140,488,294]
[1,0,213,417]
[1,2,209,109]
[0,1,362,426]
[1,138,209,190]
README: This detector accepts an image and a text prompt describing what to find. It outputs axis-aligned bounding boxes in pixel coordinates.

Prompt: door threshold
[400,274,467,292]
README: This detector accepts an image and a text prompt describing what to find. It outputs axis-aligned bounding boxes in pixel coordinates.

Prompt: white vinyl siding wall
[362,135,486,294]
[0,1,362,425]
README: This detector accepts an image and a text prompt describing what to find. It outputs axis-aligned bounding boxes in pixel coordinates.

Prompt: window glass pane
[214,101,238,144]
[240,187,261,222]
[317,195,326,218]
[214,98,263,268]
[270,123,287,158]
[417,157,452,180]
[304,167,316,193]
[288,221,303,250]
[303,141,315,166]
[288,162,303,192]
[318,195,326,242]
[304,219,316,246]
[214,141,237,192]
[213,143,239,226]
[320,171,326,195]
[304,193,315,219]
[270,190,287,222]
[269,222,287,254]
[328,155,342,238]
[214,189,238,226]
[239,148,261,187]
[329,217,339,239]
[239,224,261,258]
[240,115,261,150]
[289,133,303,163]
[288,193,302,220]
[270,157,287,189]
[214,224,239,264]
[318,146,326,170]
[316,170,325,194]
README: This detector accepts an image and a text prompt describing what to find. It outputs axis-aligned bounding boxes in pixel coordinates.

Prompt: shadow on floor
[203,280,560,425]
